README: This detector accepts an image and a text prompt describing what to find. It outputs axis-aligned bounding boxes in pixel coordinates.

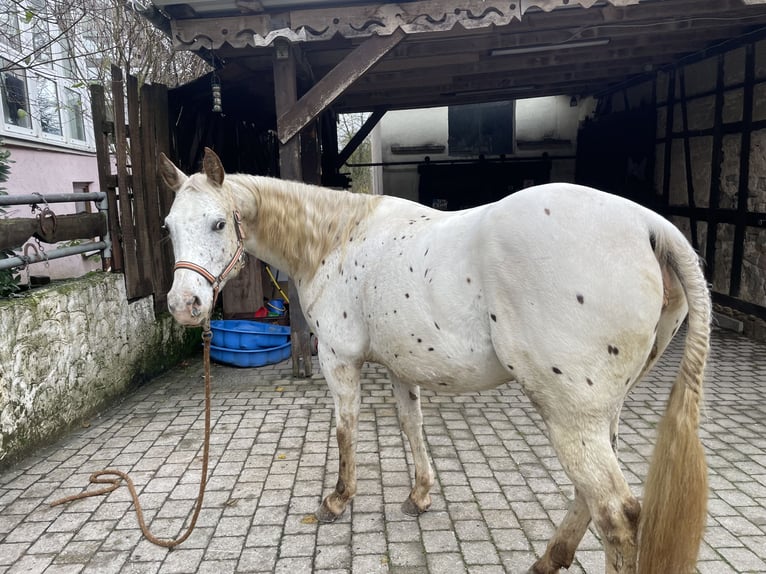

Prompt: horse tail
[637,221,711,574]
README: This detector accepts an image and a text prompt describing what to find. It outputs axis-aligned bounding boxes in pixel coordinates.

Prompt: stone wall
[0,272,198,468]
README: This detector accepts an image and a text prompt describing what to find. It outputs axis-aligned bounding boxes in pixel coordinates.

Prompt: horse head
[159,148,245,325]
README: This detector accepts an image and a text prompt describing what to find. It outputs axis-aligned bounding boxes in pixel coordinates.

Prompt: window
[0,1,21,51]
[28,0,52,65]
[0,5,92,149]
[1,64,31,129]
[73,182,92,213]
[65,88,85,141]
[36,75,62,136]
[448,101,514,156]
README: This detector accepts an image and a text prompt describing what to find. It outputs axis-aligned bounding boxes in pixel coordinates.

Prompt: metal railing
[0,192,111,272]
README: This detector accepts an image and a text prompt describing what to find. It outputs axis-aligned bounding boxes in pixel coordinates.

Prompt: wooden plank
[277,29,404,144]
[678,67,699,250]
[89,83,123,272]
[704,54,726,285]
[0,219,37,250]
[301,120,321,185]
[730,43,755,297]
[126,74,155,295]
[151,83,176,306]
[273,43,313,378]
[113,66,144,298]
[140,82,169,312]
[320,110,339,183]
[112,66,150,298]
[661,69,675,210]
[222,255,264,319]
[29,213,104,244]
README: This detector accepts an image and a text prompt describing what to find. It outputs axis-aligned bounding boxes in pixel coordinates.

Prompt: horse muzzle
[167,289,210,326]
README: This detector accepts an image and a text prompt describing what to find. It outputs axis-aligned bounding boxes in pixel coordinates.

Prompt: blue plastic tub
[210,341,292,368]
[210,320,290,350]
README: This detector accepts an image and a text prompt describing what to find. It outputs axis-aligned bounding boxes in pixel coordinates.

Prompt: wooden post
[112,66,151,298]
[273,39,314,378]
[126,74,155,293]
[89,83,122,272]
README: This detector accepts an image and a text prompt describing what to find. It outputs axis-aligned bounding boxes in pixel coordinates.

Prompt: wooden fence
[90,67,174,310]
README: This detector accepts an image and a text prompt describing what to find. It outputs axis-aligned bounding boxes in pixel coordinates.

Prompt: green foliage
[0,140,20,297]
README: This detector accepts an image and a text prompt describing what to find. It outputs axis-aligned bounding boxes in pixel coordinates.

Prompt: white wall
[374,107,450,200]
[515,96,585,149]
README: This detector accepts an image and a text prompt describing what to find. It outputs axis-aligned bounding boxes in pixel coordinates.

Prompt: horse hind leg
[544,421,641,574]
[528,488,591,573]
[530,410,626,573]
[390,374,434,515]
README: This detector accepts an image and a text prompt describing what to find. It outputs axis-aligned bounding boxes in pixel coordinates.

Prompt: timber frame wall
[599,32,766,319]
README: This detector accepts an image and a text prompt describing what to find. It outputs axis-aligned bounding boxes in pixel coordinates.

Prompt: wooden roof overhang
[150,0,766,144]
[145,0,766,375]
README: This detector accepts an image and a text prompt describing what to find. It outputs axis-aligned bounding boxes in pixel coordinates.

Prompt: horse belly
[387,351,511,392]
[371,321,512,392]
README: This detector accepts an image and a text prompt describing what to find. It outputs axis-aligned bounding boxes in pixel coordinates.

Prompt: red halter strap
[173,210,246,294]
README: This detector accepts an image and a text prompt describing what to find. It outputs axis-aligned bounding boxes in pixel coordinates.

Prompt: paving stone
[0,328,763,573]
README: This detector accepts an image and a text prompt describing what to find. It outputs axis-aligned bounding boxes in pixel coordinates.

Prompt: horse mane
[227,174,382,279]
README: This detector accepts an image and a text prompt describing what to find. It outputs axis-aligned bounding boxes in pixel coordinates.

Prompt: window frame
[0,63,34,135]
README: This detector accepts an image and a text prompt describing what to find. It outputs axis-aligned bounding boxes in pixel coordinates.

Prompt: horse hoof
[401,497,430,517]
[315,501,342,523]
[525,561,557,574]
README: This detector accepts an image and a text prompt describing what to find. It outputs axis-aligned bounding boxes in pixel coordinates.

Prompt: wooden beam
[704,54,725,285]
[126,74,155,292]
[112,66,151,298]
[661,69,676,209]
[730,42,755,298]
[0,214,106,250]
[277,29,404,144]
[678,67,699,250]
[273,41,313,378]
[336,108,386,168]
[89,83,122,272]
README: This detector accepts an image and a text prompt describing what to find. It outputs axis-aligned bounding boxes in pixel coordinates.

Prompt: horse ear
[203,147,225,187]
[159,152,187,192]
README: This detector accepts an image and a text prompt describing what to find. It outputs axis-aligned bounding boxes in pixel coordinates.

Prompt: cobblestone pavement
[0,326,764,574]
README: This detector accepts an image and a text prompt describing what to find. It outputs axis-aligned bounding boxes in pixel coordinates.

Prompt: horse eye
[160,223,170,236]
[213,219,226,231]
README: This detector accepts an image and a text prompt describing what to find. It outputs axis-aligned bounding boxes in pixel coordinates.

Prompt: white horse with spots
[160,148,710,574]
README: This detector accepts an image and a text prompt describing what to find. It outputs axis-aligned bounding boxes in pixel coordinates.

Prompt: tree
[0,0,209,95]
[337,112,373,194]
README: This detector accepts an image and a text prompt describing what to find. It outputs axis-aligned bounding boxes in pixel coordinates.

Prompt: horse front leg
[316,360,362,523]
[390,374,434,516]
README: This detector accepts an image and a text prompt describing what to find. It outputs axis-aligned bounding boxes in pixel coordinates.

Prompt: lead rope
[50,289,219,548]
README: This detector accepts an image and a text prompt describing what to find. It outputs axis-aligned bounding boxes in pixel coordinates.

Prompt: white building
[371,96,595,204]
[0,0,101,282]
